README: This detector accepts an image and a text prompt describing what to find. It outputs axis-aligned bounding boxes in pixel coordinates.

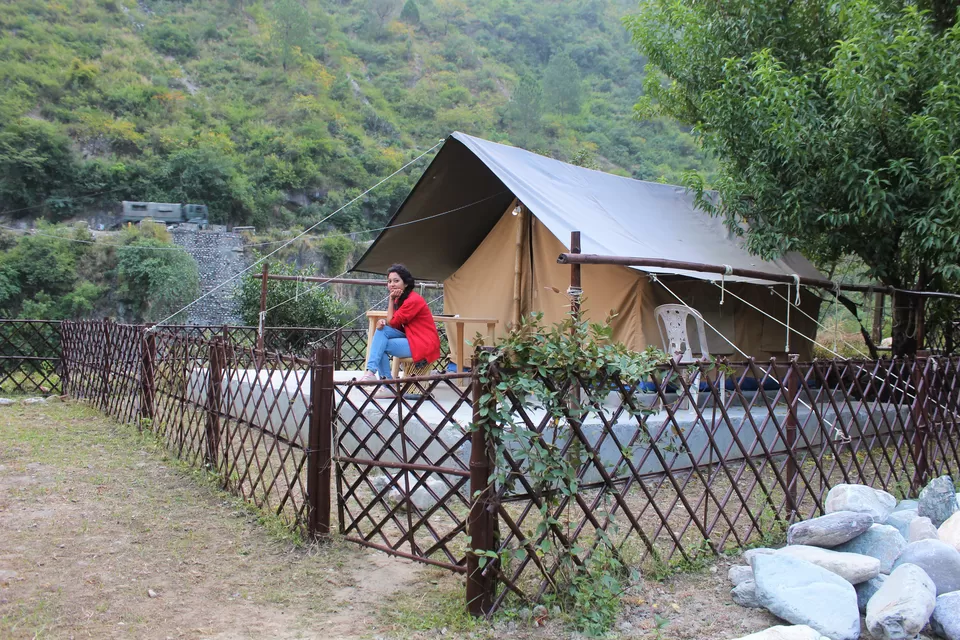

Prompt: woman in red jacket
[360,264,441,382]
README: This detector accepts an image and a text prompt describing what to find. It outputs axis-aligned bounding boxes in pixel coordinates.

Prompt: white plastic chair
[655,304,723,409]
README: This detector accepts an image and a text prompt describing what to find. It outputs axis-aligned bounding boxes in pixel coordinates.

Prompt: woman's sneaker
[358,370,378,382]
[374,383,397,399]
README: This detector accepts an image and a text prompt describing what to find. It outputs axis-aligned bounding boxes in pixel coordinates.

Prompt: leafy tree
[542,52,583,115]
[0,255,21,315]
[160,144,249,224]
[625,0,960,354]
[270,0,311,71]
[7,226,86,301]
[59,281,105,318]
[503,75,544,143]
[318,236,354,274]
[570,147,599,170]
[371,0,398,23]
[237,259,352,329]
[400,0,420,24]
[0,119,77,215]
[116,239,200,323]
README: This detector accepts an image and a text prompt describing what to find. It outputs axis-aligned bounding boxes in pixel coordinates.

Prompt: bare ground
[0,401,425,639]
[0,400,832,640]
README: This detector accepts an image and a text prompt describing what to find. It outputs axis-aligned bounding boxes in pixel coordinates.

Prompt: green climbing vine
[470,310,670,634]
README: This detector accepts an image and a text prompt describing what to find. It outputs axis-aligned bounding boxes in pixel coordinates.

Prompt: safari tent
[353,132,824,364]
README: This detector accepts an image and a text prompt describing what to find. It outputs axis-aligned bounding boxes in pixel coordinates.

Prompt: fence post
[308,347,335,539]
[467,373,496,616]
[101,319,112,411]
[334,329,343,370]
[205,340,223,468]
[784,358,800,518]
[911,355,929,494]
[140,326,157,429]
[256,263,269,366]
[56,322,68,396]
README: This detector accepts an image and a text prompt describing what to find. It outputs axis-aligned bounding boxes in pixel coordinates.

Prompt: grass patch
[378,569,484,638]
[0,597,61,639]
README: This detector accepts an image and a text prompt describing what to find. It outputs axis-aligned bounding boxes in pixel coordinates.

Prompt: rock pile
[728,477,960,640]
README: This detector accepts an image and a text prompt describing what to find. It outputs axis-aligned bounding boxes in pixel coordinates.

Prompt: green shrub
[145,22,197,59]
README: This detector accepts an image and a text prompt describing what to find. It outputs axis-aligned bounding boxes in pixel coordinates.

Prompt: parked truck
[120,201,208,227]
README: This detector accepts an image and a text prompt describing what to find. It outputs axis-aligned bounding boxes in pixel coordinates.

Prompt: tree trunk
[891,289,918,358]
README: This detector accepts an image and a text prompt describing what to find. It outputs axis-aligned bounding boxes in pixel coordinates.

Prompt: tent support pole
[512,200,523,326]
[569,231,581,321]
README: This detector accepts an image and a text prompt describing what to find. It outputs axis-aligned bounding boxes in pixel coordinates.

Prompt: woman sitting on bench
[361,263,441,383]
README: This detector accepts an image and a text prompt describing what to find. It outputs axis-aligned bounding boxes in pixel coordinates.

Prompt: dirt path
[0,401,423,639]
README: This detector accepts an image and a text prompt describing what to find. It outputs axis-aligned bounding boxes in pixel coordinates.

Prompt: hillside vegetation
[0,0,712,232]
[0,223,199,321]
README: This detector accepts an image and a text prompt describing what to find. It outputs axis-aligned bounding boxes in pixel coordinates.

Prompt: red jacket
[388,291,441,364]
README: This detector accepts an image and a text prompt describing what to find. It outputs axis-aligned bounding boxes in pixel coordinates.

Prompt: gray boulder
[885,509,918,540]
[919,475,958,527]
[910,516,940,543]
[931,591,960,640]
[826,484,897,522]
[786,511,874,547]
[892,539,960,595]
[373,472,446,511]
[753,553,861,640]
[939,510,960,553]
[729,564,754,587]
[732,626,828,640]
[834,523,907,574]
[865,563,936,639]
[744,547,776,567]
[732,579,761,608]
[856,574,888,614]
[893,499,919,513]
[777,544,880,584]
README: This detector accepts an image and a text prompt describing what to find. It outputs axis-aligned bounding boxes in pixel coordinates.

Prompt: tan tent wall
[444,210,821,365]
[528,216,645,350]
[442,204,532,364]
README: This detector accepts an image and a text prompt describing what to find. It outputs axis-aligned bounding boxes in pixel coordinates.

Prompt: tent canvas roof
[353,132,823,284]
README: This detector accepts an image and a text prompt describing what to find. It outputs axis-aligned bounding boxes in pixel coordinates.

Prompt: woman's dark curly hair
[388,263,415,307]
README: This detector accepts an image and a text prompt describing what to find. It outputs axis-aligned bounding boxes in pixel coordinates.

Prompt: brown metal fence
[11,319,960,616]
[156,324,452,372]
[0,320,63,394]
[59,320,324,533]
[333,373,477,571]
[335,354,960,613]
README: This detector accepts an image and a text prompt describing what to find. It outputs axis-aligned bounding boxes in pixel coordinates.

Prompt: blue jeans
[366,326,411,379]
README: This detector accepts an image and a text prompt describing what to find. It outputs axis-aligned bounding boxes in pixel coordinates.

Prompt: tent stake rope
[651,274,851,443]
[714,280,959,422]
[761,285,960,421]
[146,140,444,331]
[557,252,960,301]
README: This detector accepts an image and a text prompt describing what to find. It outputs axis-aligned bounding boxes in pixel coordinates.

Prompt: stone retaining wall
[170,227,248,325]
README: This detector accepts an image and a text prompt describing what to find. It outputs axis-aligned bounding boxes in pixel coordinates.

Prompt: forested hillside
[0,0,712,231]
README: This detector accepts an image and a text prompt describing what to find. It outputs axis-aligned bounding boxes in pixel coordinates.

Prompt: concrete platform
[187,368,913,487]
